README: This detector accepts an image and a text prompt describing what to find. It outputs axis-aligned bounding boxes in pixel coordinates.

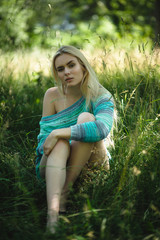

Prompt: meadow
[0,44,160,240]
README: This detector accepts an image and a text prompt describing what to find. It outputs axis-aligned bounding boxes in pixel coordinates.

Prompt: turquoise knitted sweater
[36,93,114,170]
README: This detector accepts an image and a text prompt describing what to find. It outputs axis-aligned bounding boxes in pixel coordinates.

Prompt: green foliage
[0,46,160,239]
[0,0,34,50]
[0,0,158,50]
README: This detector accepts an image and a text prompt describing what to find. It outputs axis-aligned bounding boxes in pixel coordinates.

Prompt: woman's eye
[69,64,75,68]
[57,68,64,72]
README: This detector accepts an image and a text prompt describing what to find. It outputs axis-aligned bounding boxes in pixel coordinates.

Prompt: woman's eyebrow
[56,60,75,70]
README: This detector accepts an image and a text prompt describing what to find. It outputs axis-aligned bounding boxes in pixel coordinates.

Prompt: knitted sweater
[70,94,114,142]
[36,93,114,167]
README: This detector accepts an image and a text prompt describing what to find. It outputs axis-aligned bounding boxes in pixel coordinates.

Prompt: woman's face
[55,53,84,87]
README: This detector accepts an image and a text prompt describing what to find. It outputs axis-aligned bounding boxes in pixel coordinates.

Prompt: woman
[36,45,115,233]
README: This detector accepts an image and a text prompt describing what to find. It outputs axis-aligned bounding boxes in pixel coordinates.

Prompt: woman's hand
[43,131,58,156]
[43,128,71,156]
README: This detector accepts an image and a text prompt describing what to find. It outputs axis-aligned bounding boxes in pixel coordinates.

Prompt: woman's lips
[65,78,73,82]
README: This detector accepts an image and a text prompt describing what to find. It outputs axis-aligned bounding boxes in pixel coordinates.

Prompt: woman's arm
[42,87,57,117]
[70,94,114,142]
[41,87,59,156]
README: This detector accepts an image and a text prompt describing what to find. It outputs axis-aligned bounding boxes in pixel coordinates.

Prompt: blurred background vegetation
[0,0,160,51]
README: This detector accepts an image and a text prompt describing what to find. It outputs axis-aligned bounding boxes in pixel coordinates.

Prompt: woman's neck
[64,84,82,99]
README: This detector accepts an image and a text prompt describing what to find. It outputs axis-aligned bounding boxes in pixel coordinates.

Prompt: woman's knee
[56,139,70,148]
[39,140,70,178]
[77,112,95,124]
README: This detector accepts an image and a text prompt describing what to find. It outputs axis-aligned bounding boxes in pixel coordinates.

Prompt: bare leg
[45,139,70,233]
[60,112,95,211]
[60,113,110,211]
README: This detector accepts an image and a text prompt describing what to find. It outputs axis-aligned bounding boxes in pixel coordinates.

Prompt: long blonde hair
[52,45,110,108]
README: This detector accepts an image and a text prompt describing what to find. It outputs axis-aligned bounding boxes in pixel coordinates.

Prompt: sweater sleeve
[70,94,114,142]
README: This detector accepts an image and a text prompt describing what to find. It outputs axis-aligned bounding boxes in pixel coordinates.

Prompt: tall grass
[0,46,160,240]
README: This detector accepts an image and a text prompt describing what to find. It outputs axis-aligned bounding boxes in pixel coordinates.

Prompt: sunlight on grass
[0,43,160,239]
[0,46,160,80]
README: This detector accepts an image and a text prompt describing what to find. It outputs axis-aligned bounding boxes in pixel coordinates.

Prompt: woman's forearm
[53,128,71,140]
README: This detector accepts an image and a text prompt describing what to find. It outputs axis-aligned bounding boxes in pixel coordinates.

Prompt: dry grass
[1,47,160,79]
[86,47,160,73]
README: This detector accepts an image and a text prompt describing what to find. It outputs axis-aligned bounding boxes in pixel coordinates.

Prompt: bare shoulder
[44,87,59,98]
[42,87,60,117]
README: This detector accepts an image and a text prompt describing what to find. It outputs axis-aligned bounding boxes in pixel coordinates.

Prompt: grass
[0,45,160,240]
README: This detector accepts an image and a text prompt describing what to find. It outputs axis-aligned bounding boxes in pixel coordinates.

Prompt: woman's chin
[66,82,81,88]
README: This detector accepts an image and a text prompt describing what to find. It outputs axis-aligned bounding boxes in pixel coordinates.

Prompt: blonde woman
[36,45,115,233]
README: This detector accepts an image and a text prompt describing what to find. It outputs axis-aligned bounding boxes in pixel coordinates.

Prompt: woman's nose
[64,67,70,75]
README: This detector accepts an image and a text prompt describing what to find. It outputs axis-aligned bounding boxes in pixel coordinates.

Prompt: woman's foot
[46,210,59,234]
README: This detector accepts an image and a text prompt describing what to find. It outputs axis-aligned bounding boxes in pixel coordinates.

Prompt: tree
[0,0,159,50]
[0,0,34,50]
